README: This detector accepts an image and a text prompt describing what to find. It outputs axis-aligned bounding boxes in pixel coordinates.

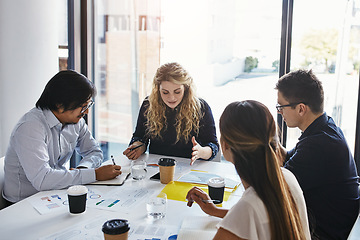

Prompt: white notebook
[177,216,221,240]
[88,167,131,186]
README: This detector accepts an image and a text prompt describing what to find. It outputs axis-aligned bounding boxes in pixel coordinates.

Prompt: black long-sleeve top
[130,98,219,160]
[284,113,359,239]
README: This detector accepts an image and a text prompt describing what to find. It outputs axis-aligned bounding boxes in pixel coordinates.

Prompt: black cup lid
[102,219,130,235]
[158,158,176,166]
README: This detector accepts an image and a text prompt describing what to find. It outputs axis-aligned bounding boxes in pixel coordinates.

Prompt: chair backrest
[0,156,6,210]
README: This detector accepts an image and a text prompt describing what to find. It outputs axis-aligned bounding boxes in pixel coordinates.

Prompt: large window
[91,0,360,159]
[286,0,360,151]
[58,0,68,70]
[93,0,161,160]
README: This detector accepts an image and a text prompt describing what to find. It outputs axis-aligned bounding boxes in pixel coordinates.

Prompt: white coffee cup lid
[208,177,225,187]
[67,185,88,195]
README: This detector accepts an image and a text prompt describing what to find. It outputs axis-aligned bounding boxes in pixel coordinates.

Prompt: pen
[130,143,145,151]
[186,199,216,203]
[111,155,116,165]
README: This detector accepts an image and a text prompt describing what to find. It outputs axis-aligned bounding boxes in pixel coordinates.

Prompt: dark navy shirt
[285,113,359,240]
[130,98,219,160]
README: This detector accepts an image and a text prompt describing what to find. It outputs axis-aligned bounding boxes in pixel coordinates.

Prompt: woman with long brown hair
[123,62,219,165]
[186,100,310,239]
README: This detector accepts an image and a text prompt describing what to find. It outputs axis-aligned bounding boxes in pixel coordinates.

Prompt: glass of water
[131,159,147,180]
[146,192,167,219]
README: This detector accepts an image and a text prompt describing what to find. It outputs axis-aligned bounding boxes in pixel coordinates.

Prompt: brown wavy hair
[146,62,201,143]
[220,100,306,240]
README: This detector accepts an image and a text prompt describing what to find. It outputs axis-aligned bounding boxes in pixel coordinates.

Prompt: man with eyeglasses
[2,70,121,205]
[276,69,359,240]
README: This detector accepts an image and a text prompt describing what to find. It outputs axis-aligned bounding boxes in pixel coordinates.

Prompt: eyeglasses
[80,100,94,114]
[276,102,304,112]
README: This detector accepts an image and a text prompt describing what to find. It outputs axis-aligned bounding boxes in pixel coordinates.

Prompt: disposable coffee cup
[102,219,130,240]
[67,185,88,214]
[158,158,176,184]
[208,177,225,204]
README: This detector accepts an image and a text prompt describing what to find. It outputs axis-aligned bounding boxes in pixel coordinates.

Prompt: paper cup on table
[158,158,176,184]
[208,177,225,204]
[67,185,88,214]
[102,219,130,240]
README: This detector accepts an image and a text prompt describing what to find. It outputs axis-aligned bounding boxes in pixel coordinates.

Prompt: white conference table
[0,153,243,240]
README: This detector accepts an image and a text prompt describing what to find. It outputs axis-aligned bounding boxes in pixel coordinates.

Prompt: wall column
[0,0,59,156]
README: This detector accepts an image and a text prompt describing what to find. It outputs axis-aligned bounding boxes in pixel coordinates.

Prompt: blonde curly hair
[146,62,202,143]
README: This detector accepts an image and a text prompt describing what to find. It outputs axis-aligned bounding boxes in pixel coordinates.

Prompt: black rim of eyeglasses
[276,102,305,111]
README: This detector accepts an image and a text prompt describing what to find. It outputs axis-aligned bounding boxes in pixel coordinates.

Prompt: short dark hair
[275,69,324,114]
[36,70,96,111]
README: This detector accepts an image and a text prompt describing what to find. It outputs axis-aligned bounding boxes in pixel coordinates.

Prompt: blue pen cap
[102,219,130,235]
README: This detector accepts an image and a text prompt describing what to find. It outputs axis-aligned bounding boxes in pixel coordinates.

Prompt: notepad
[88,167,131,186]
[177,216,221,240]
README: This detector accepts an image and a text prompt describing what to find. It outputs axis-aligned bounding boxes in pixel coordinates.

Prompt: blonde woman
[186,100,311,240]
[123,62,219,165]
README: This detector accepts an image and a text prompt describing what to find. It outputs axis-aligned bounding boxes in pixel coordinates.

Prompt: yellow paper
[160,181,236,202]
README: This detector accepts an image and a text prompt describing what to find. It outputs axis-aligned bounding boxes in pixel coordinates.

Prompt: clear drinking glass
[146,192,167,219]
[130,159,147,180]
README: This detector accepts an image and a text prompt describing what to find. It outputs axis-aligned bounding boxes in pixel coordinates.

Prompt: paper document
[27,187,104,215]
[177,170,240,189]
[89,186,151,212]
[177,216,221,240]
[40,216,179,240]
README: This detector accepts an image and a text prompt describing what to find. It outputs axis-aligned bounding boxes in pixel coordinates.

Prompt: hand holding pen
[95,157,121,181]
[185,186,227,218]
[122,141,146,160]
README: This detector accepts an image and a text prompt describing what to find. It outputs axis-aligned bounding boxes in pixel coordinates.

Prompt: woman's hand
[191,136,212,165]
[186,187,229,218]
[122,141,146,160]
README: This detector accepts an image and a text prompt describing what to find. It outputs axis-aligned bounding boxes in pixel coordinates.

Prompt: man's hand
[95,164,121,181]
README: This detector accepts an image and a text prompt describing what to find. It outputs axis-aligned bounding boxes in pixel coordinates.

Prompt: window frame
[68,0,360,174]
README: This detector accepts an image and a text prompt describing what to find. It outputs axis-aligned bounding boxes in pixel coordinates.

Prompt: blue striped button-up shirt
[3,108,103,202]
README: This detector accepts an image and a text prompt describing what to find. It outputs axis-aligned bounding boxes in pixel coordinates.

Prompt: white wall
[0,0,59,156]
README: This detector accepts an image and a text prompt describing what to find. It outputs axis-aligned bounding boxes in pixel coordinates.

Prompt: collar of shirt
[43,109,63,130]
[298,113,330,140]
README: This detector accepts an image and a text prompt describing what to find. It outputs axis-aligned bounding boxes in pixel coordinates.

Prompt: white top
[218,168,311,240]
[3,108,103,202]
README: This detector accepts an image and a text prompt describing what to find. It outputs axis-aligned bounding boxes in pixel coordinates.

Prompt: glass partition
[93,0,283,159]
[287,0,360,152]
[92,0,360,159]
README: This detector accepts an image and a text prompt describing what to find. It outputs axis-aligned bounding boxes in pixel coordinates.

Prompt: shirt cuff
[207,142,219,161]
[130,136,144,145]
[80,168,96,183]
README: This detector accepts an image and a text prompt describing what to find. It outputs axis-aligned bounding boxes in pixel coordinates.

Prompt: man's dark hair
[36,70,96,111]
[275,69,324,114]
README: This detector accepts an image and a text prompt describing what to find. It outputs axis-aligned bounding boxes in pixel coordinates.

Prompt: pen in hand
[187,199,216,205]
[202,199,217,203]
[130,143,145,151]
[111,155,116,165]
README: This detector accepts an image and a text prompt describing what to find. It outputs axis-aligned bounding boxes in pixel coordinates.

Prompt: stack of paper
[177,170,240,189]
[177,216,221,240]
